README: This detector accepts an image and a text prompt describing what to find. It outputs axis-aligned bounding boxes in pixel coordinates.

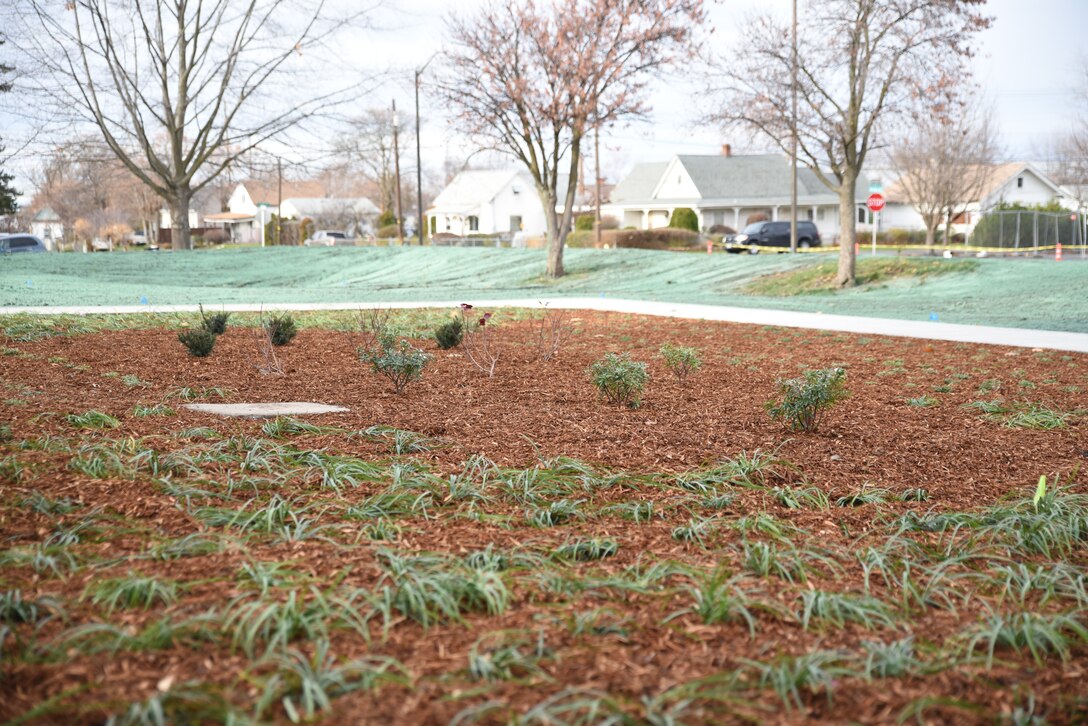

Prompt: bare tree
[711,0,990,286]
[891,94,1000,247]
[12,0,369,250]
[0,34,18,217]
[440,0,704,278]
[336,109,402,220]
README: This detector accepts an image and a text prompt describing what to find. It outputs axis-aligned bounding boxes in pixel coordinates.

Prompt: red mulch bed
[1,311,1086,724]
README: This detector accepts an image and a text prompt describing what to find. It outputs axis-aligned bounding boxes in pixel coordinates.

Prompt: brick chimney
[721,143,732,157]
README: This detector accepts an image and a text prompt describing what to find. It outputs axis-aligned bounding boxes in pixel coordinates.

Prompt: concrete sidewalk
[3,297,1087,352]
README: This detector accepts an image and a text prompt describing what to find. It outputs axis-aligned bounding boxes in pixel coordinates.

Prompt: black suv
[725,221,822,253]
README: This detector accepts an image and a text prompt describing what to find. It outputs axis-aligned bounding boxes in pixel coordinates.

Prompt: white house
[602,150,870,239]
[427,170,548,237]
[30,207,63,250]
[882,162,1069,235]
[203,180,378,242]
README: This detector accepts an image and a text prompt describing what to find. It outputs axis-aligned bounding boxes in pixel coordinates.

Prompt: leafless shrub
[460,304,500,378]
[535,304,572,362]
[358,308,393,357]
[253,313,284,376]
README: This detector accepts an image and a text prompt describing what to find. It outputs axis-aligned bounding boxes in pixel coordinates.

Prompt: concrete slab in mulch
[183,402,349,419]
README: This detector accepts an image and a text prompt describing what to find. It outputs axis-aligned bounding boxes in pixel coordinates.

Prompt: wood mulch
[1,311,1086,724]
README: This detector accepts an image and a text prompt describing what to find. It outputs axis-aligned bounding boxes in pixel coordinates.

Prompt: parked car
[723,220,822,253]
[0,234,48,254]
[303,230,349,246]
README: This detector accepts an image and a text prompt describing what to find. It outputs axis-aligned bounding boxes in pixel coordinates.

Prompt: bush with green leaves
[178,329,216,357]
[199,305,230,334]
[766,367,847,432]
[433,318,463,350]
[265,314,298,346]
[588,353,648,408]
[359,333,432,394]
[659,343,701,385]
[668,207,699,232]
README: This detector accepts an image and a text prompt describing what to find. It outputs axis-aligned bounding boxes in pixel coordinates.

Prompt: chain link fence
[971,210,1086,254]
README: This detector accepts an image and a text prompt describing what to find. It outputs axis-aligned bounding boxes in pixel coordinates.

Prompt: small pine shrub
[588,353,648,408]
[199,306,230,334]
[266,314,297,346]
[360,335,432,394]
[766,367,847,432]
[434,318,463,350]
[660,343,701,385]
[178,329,216,357]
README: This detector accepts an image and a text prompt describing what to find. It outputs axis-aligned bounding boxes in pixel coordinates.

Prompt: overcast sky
[376,0,1087,181]
[4,0,1086,197]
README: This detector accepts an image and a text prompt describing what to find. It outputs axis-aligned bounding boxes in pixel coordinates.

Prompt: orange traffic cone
[1057,242,1063,261]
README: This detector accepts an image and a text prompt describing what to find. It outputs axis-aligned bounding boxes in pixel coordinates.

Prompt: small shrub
[575,214,595,231]
[265,314,298,346]
[199,305,230,334]
[766,367,847,432]
[377,224,401,238]
[434,318,463,350]
[660,343,701,385]
[588,353,648,408]
[178,329,216,357]
[359,336,432,394]
[668,207,699,232]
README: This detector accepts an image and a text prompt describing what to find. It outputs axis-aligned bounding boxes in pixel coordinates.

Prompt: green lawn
[2,246,1086,331]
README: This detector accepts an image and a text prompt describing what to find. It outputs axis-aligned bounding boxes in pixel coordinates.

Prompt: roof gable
[431,170,522,210]
[652,158,702,200]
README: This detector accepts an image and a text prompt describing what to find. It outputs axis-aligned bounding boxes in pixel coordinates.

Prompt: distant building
[30,207,63,251]
[603,149,869,239]
[203,181,379,242]
[882,162,1070,236]
[427,170,545,237]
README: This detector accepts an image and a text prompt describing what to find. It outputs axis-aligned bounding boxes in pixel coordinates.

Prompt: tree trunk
[173,187,193,251]
[924,224,936,248]
[543,190,565,278]
[834,177,857,287]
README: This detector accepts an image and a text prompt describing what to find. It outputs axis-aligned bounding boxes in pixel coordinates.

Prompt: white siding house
[30,207,63,251]
[882,162,1068,235]
[602,152,869,240]
[427,170,548,237]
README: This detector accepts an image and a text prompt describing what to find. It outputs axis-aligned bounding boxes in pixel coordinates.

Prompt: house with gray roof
[603,151,869,239]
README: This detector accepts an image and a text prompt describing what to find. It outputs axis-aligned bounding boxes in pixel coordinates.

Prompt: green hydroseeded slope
[1,246,1086,332]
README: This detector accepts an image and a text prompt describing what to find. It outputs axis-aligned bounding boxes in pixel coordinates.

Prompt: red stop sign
[867,193,885,212]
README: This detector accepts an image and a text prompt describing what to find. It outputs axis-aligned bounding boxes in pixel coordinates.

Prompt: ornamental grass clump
[659,343,701,385]
[359,332,432,394]
[588,353,648,408]
[766,367,847,432]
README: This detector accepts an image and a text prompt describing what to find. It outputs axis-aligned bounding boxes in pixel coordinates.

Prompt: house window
[468,215,479,232]
[806,209,814,221]
[444,218,451,232]
[512,185,521,195]
[817,208,825,221]
[1017,177,1024,189]
[857,206,869,224]
[510,215,522,231]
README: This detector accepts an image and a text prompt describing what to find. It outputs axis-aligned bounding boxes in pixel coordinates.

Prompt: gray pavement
[3,297,1088,352]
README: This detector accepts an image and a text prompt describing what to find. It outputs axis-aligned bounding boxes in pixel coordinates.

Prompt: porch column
[733,207,741,230]
[642,209,649,230]
[773,206,780,221]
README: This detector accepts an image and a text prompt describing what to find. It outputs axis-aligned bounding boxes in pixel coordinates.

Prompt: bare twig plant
[254,311,284,376]
[535,304,572,362]
[460,304,500,378]
[358,308,393,357]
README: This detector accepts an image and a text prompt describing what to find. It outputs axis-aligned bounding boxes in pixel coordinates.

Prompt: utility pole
[595,124,603,248]
[415,55,437,246]
[392,99,404,246]
[790,0,798,253]
[276,157,283,246]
